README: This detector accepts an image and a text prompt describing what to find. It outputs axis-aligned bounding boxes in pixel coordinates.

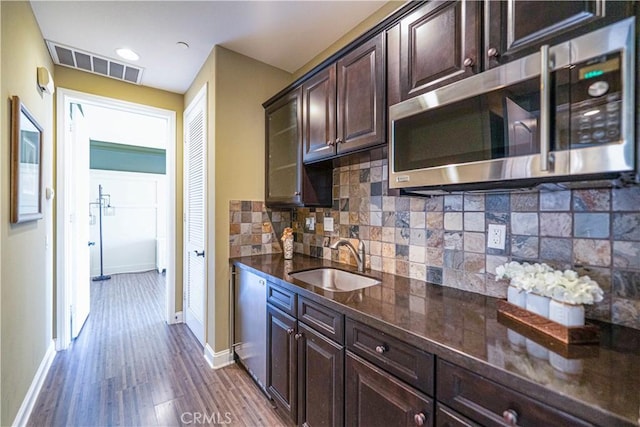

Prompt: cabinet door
[336,33,385,154]
[436,404,479,427]
[267,305,297,422]
[346,352,434,427]
[298,323,344,427]
[265,88,302,206]
[398,0,479,100]
[485,0,628,68]
[303,66,337,163]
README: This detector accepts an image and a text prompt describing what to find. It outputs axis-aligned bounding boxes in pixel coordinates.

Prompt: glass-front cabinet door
[266,88,302,206]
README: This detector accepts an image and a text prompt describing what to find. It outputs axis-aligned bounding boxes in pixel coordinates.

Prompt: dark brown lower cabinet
[298,323,344,427]
[267,304,297,422]
[437,360,590,426]
[346,352,434,427]
[435,403,479,427]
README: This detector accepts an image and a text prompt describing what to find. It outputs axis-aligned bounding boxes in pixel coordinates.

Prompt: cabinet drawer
[437,360,591,427]
[298,297,344,344]
[346,319,434,396]
[267,281,296,317]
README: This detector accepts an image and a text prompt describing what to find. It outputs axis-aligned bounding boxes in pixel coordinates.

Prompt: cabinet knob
[414,412,427,426]
[502,409,518,426]
[294,191,300,196]
[286,328,295,335]
[326,140,334,146]
[375,345,388,354]
[336,138,344,144]
[463,57,474,67]
[487,47,499,58]
[294,333,303,340]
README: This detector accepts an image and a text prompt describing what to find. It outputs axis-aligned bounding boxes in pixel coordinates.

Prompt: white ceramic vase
[507,285,527,308]
[526,293,550,318]
[549,299,585,327]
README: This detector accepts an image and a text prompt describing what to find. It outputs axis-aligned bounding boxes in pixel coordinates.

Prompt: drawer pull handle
[375,345,388,354]
[414,412,427,426]
[286,328,294,335]
[502,409,518,426]
[294,333,303,340]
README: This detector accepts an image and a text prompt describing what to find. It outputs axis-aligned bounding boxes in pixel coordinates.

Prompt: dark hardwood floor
[28,271,291,426]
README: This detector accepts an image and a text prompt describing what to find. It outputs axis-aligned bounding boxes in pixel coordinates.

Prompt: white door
[183,85,207,346]
[69,102,91,338]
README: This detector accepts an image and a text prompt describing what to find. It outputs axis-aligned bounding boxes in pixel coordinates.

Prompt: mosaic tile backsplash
[230,153,640,330]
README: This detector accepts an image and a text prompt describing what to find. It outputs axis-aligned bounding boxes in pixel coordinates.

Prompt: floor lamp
[90,184,115,281]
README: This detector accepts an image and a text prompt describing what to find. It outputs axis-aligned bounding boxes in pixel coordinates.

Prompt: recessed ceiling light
[176,41,190,50]
[115,48,139,61]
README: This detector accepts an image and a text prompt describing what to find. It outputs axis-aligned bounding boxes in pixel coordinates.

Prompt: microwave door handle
[539,44,551,172]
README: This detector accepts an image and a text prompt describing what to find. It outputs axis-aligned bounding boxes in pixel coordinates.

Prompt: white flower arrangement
[496,261,604,305]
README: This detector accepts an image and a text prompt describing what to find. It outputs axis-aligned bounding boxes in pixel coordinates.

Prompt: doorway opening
[56,88,177,350]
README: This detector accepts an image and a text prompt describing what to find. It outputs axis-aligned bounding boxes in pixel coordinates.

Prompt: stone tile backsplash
[229,201,287,257]
[230,152,640,330]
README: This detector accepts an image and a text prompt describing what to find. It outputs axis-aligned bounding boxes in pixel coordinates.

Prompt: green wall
[90,140,166,174]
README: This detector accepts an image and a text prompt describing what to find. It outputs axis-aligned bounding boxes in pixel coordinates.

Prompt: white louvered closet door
[184,85,207,346]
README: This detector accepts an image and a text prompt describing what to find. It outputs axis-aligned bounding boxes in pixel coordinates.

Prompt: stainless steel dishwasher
[233,266,267,393]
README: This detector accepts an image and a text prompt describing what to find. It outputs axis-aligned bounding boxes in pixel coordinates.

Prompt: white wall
[89,170,166,275]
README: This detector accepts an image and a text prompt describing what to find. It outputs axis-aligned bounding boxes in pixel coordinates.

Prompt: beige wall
[292,1,405,80]
[185,46,291,352]
[0,1,3,420]
[212,47,291,351]
[54,67,185,310]
[0,2,54,424]
[183,1,407,355]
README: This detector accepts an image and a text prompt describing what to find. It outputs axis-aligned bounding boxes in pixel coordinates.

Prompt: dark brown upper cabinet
[484,0,630,68]
[265,88,303,206]
[265,88,332,208]
[303,33,386,163]
[388,0,480,103]
[302,66,336,163]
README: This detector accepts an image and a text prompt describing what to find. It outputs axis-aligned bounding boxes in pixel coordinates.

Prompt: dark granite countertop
[231,253,640,427]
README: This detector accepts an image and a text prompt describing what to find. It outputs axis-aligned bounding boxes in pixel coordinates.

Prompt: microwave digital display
[579,57,620,80]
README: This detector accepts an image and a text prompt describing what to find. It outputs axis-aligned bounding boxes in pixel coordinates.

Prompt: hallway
[28,271,289,426]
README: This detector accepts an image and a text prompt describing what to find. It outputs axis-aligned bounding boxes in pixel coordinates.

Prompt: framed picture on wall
[10,96,44,223]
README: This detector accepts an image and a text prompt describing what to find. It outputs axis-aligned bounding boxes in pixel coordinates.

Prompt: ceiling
[30,1,390,94]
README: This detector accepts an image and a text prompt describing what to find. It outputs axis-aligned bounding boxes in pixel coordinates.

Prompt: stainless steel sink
[289,268,381,292]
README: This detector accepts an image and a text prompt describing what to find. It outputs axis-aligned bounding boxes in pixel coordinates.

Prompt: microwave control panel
[569,52,622,147]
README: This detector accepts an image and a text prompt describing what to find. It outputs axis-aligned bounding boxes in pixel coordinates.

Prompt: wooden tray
[497,300,600,347]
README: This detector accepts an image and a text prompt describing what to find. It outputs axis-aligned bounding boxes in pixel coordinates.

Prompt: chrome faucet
[330,238,366,272]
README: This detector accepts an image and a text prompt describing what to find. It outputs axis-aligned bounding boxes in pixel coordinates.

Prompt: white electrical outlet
[487,224,506,250]
[324,217,334,232]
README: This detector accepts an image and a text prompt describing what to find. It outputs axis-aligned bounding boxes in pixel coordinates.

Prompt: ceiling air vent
[46,40,143,85]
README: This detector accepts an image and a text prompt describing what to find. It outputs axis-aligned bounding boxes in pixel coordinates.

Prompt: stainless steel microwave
[389,17,636,194]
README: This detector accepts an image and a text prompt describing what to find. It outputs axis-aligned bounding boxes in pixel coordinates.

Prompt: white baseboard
[90,263,157,277]
[13,340,56,427]
[204,344,234,369]
[170,311,183,324]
